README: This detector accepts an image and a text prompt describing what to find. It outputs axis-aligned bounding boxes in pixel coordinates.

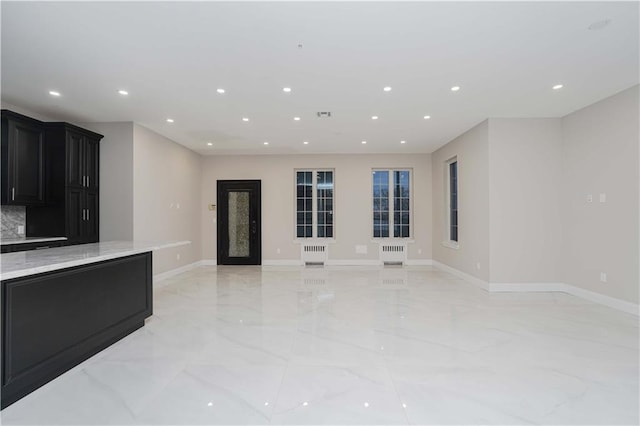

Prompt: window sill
[441,240,460,250]
[294,238,336,244]
[371,238,414,243]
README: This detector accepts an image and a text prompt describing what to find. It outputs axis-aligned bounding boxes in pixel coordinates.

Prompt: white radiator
[301,244,328,264]
[379,243,407,264]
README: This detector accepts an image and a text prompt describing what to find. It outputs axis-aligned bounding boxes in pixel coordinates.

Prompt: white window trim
[294,169,335,240]
[371,168,413,240]
[443,157,459,250]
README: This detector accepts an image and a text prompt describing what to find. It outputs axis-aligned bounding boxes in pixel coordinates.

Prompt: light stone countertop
[0,240,190,280]
[1,236,68,246]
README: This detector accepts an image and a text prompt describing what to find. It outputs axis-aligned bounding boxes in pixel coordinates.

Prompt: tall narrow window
[372,169,411,238]
[448,160,458,242]
[296,171,313,238]
[373,170,389,237]
[296,170,334,238]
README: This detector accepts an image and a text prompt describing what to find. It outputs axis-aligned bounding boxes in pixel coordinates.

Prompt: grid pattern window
[373,171,390,237]
[393,171,410,238]
[296,171,313,238]
[449,160,458,242]
[372,169,411,238]
[296,170,334,238]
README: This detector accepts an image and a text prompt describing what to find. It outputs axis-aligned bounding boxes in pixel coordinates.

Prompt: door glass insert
[228,191,250,257]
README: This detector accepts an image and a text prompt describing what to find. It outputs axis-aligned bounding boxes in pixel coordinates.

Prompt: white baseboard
[432,260,490,291]
[262,259,304,266]
[432,260,639,316]
[153,260,213,286]
[490,282,565,292]
[200,259,217,266]
[404,259,434,266]
[562,283,639,316]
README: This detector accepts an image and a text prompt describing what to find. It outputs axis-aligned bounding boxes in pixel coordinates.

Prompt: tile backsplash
[1,206,26,239]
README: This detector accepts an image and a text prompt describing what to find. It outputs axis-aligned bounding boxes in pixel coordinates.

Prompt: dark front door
[217,180,261,265]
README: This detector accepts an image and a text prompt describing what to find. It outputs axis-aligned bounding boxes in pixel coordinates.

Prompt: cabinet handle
[87,209,90,221]
[83,209,86,221]
[87,176,90,187]
[11,187,15,201]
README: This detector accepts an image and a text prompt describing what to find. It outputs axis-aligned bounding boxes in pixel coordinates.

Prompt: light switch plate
[599,193,606,203]
[17,225,25,235]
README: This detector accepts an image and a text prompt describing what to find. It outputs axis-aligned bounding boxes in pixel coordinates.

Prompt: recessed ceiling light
[303,141,309,145]
[216,88,225,94]
[283,87,292,93]
[589,19,612,31]
[361,140,367,144]
[371,116,379,120]
[294,117,301,121]
[400,140,406,144]
[451,86,461,92]
[242,117,249,122]
[49,90,61,97]
[383,86,392,92]
[263,141,269,145]
[552,84,564,90]
[166,118,174,123]
[118,90,129,96]
[207,142,213,146]
[423,115,431,120]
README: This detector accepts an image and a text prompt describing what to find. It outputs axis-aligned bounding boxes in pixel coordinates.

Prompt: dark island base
[1,252,152,409]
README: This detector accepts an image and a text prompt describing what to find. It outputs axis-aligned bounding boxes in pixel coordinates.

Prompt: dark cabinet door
[65,188,83,243]
[217,180,262,265]
[6,119,45,205]
[66,132,84,188]
[84,191,99,243]
[84,138,99,191]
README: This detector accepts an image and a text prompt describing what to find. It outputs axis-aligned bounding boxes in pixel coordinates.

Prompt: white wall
[200,154,432,264]
[82,122,134,241]
[561,85,639,304]
[133,124,202,274]
[488,118,563,283]
[431,121,490,281]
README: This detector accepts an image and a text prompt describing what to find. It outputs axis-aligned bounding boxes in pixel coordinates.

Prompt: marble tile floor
[1,265,638,425]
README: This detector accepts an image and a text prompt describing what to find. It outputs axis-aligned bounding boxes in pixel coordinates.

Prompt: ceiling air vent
[316,112,332,118]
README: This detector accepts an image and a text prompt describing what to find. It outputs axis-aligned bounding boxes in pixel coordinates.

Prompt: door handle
[251,220,257,234]
[11,187,15,201]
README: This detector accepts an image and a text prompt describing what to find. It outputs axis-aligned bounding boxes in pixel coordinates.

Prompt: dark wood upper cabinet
[1,110,46,205]
[1,111,103,245]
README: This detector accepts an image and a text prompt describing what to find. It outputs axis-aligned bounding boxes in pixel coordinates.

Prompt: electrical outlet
[418,248,422,254]
[277,248,281,254]
[17,225,25,235]
[586,194,593,203]
[176,203,180,209]
[599,193,606,203]
[476,262,481,270]
[355,245,367,254]
[176,253,181,261]
[600,272,607,283]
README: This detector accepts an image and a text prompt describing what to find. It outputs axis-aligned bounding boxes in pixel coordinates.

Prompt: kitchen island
[0,241,188,409]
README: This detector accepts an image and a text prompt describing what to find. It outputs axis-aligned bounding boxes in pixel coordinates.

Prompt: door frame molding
[216,180,262,265]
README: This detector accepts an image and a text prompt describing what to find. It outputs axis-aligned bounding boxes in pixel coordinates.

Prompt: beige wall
[488,118,563,283]
[200,154,432,263]
[83,122,134,241]
[561,85,639,304]
[133,124,202,274]
[431,121,490,281]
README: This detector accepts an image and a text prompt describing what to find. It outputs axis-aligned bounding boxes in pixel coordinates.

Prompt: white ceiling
[1,1,638,155]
